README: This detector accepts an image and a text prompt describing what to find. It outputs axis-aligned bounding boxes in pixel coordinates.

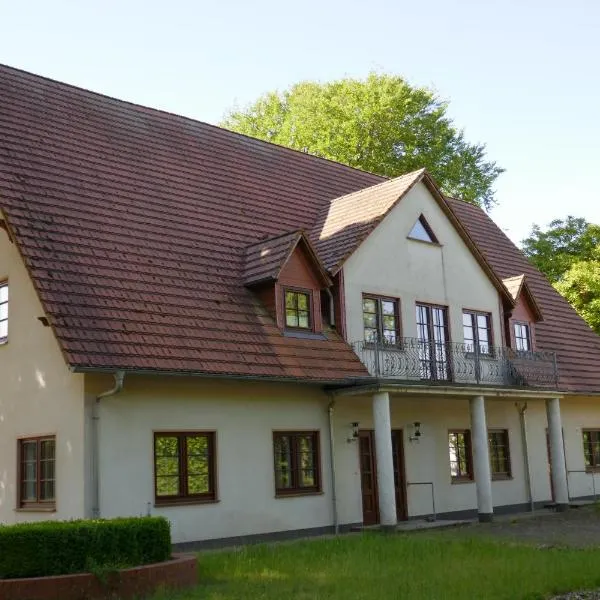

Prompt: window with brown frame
[18,436,56,508]
[417,303,451,381]
[408,215,439,244]
[448,430,473,481]
[284,289,312,330]
[0,281,7,343]
[583,430,600,471]
[362,295,400,344]
[273,431,321,496]
[463,311,492,355]
[514,322,531,352]
[489,429,511,479]
[154,432,216,505]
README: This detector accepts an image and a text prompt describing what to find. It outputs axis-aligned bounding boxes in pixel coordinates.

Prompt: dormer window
[514,322,531,352]
[408,215,438,244]
[285,289,312,330]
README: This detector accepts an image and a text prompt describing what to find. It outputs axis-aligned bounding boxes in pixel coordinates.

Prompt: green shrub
[0,516,171,579]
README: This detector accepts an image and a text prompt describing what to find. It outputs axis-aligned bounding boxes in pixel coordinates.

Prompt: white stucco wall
[87,375,336,544]
[343,182,503,348]
[333,394,554,524]
[0,225,85,523]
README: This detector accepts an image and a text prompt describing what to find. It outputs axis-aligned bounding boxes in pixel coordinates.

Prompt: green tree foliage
[522,217,600,334]
[555,258,600,334]
[222,74,504,209]
[521,216,600,283]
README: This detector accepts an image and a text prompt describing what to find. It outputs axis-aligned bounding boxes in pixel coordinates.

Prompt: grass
[152,531,600,600]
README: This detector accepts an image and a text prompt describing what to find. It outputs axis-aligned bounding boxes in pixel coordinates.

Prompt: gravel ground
[456,504,600,548]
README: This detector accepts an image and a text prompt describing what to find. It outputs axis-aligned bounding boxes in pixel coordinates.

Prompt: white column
[469,395,493,522]
[546,397,569,509]
[372,391,397,529]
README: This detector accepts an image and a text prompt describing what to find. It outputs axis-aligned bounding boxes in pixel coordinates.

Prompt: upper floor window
[154,432,216,505]
[583,430,600,471]
[0,281,7,343]
[463,311,492,355]
[408,215,438,244]
[285,289,312,330]
[514,322,531,351]
[416,304,450,380]
[363,296,400,344]
[273,431,321,496]
[18,436,56,508]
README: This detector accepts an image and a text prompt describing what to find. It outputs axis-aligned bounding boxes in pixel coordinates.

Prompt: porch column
[372,391,397,529]
[469,395,493,522]
[546,397,569,510]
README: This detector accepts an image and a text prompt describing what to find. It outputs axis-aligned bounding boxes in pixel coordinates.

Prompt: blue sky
[1,0,598,243]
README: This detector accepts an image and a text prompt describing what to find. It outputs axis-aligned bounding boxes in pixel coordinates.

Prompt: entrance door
[358,430,407,525]
[358,431,379,525]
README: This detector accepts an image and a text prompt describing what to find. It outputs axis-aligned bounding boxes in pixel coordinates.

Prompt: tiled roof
[0,64,382,383]
[448,198,600,393]
[244,230,330,287]
[311,170,425,272]
[244,231,303,286]
[1,64,599,392]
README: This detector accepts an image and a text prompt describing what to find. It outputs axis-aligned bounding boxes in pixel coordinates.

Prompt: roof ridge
[0,63,387,183]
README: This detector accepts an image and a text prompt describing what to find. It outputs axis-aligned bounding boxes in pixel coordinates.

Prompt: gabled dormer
[503,275,543,351]
[244,231,332,336]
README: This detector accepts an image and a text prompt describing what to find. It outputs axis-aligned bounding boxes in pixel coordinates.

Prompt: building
[1,64,600,545]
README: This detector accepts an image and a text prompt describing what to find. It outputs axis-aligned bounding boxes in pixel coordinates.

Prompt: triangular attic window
[408,215,438,243]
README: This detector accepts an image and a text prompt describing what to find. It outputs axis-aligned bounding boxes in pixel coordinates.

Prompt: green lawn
[153,532,600,600]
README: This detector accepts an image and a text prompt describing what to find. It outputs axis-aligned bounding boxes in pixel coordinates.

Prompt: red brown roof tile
[1,64,600,392]
[448,198,600,393]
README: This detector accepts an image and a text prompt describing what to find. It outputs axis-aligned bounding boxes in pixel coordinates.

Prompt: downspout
[91,371,125,518]
[325,288,336,327]
[328,398,339,534]
[516,402,534,513]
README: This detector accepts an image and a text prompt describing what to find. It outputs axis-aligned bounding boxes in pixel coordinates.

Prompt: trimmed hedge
[0,516,171,579]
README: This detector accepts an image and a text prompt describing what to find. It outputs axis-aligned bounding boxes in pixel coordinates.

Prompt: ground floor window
[489,429,511,479]
[448,430,473,481]
[154,431,216,504]
[583,430,600,471]
[273,431,321,496]
[18,436,56,508]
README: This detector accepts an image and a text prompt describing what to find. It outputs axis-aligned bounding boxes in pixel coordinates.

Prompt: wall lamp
[409,421,422,442]
[347,422,360,443]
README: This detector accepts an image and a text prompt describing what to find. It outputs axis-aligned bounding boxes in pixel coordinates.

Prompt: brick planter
[0,553,197,600]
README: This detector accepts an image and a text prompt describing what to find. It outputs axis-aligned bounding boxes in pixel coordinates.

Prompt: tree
[521,217,600,283]
[221,74,503,209]
[555,257,600,334]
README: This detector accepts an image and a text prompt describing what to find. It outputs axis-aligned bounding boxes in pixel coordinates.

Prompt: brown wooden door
[358,430,407,525]
[359,431,379,525]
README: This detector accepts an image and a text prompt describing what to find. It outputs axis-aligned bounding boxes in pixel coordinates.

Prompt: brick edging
[0,553,198,600]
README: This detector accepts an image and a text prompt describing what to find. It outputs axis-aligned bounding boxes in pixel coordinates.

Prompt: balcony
[352,338,559,389]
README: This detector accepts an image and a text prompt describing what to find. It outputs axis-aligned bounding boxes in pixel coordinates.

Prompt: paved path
[450,504,600,548]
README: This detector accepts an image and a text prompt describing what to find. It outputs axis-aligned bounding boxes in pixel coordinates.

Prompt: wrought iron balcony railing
[352,338,559,389]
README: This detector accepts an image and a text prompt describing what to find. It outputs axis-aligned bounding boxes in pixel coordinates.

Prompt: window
[448,430,472,481]
[273,431,320,496]
[0,281,7,343]
[18,436,56,508]
[514,322,531,351]
[583,430,600,471]
[416,304,450,380]
[463,311,492,355]
[285,289,312,329]
[154,432,216,504]
[489,430,511,479]
[362,296,400,344]
[408,215,438,243]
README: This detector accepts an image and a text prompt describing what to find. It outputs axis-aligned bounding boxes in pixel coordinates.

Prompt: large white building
[1,64,599,545]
